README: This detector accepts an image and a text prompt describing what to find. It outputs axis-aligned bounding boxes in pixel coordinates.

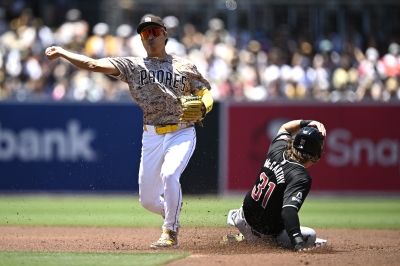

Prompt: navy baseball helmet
[136,15,166,34]
[293,126,325,159]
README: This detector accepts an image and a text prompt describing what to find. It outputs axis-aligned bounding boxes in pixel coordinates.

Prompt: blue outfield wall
[0,102,144,192]
[0,102,220,193]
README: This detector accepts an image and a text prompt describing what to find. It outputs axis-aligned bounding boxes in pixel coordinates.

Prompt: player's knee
[139,197,158,211]
[300,226,316,244]
[162,174,180,188]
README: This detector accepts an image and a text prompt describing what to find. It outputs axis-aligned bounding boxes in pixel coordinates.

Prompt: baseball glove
[178,95,204,123]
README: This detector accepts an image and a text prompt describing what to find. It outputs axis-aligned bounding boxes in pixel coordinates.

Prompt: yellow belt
[143,124,192,135]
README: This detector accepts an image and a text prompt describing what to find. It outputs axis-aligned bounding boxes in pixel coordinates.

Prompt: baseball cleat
[314,238,327,247]
[150,229,179,249]
[220,233,245,244]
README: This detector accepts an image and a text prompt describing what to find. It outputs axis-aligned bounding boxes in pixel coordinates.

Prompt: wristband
[196,88,213,114]
[300,120,313,128]
[292,236,308,251]
[291,235,305,246]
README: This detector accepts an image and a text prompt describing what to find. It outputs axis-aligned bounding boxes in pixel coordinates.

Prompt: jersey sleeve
[107,57,135,83]
[282,173,311,211]
[267,131,291,156]
[186,63,211,95]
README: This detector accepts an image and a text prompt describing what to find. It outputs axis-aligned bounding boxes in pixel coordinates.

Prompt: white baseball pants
[138,126,196,232]
[227,207,316,247]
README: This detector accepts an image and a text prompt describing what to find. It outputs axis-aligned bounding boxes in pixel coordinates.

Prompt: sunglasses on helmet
[140,27,166,40]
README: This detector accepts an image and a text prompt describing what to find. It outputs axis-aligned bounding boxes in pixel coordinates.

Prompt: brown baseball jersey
[108,55,211,125]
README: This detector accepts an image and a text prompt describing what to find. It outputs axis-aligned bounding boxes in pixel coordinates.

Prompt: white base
[315,238,327,247]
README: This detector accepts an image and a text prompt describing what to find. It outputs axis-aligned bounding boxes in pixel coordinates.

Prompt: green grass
[0,251,189,266]
[0,195,242,227]
[299,197,400,229]
[0,194,399,229]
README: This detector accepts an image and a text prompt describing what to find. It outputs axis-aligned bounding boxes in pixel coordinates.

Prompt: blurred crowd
[1,8,400,103]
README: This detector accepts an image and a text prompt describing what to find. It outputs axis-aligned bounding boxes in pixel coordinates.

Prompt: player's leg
[138,131,165,216]
[161,127,196,232]
[276,226,317,248]
[227,207,262,243]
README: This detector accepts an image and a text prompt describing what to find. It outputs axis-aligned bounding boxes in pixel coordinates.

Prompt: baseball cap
[136,15,166,34]
[293,126,325,160]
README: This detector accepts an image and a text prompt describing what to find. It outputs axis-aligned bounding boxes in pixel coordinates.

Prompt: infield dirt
[0,226,399,265]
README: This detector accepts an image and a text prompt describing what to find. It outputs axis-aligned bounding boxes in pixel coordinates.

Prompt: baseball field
[0,194,399,266]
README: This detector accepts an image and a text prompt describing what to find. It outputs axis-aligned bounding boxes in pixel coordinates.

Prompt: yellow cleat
[150,229,179,248]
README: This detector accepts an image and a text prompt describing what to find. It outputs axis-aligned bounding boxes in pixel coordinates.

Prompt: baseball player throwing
[45,15,213,248]
[226,119,327,251]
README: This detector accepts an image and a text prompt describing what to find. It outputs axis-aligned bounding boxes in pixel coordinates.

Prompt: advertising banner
[0,102,143,191]
[221,102,400,194]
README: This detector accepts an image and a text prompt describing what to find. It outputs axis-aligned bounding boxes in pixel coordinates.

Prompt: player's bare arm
[278,119,302,136]
[278,120,326,137]
[45,46,120,75]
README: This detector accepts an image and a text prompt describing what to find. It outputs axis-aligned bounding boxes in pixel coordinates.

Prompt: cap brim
[136,22,165,34]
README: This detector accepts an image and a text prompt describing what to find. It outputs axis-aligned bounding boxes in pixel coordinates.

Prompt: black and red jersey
[242,131,312,236]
